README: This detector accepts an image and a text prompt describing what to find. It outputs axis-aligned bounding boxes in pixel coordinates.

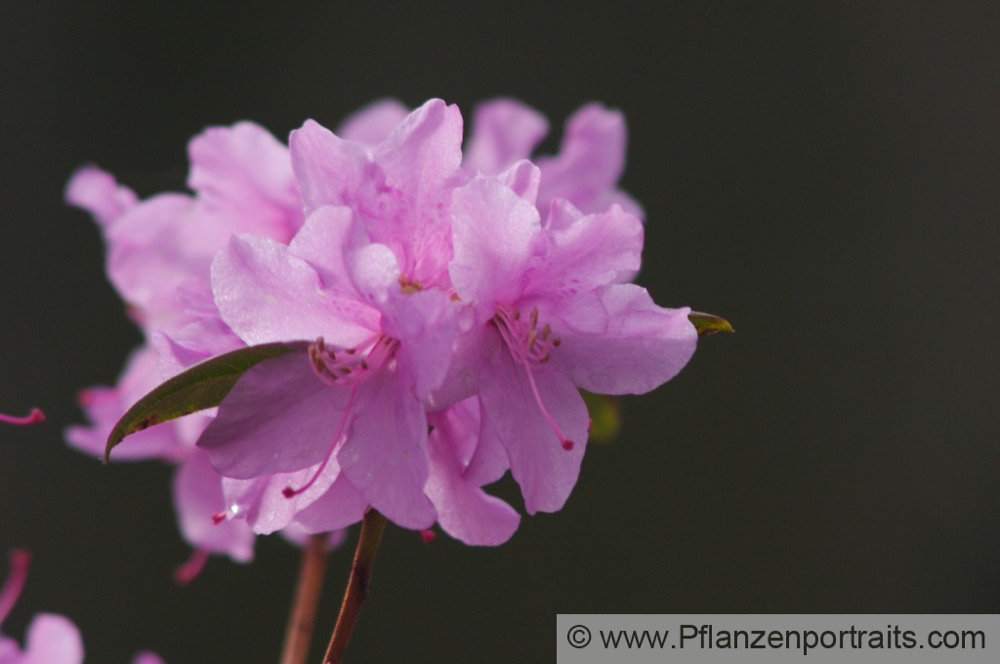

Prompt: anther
[211,512,226,525]
[420,529,436,543]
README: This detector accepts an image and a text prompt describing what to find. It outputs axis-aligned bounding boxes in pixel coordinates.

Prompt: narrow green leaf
[582,390,622,444]
[105,341,307,461]
[689,311,735,337]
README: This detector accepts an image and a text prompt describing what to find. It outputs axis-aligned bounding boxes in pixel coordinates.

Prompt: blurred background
[1,1,998,661]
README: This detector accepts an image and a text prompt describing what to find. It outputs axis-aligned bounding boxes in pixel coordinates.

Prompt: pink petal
[464,98,549,175]
[20,614,84,664]
[425,403,519,545]
[198,352,349,478]
[211,234,375,347]
[287,206,367,290]
[525,203,643,301]
[64,165,137,227]
[221,458,342,535]
[131,653,167,664]
[450,177,543,309]
[496,160,541,205]
[337,367,435,529]
[549,284,698,395]
[187,122,303,244]
[477,329,588,514]
[536,103,641,217]
[336,98,409,146]
[67,346,190,462]
[289,119,370,214]
[291,100,462,286]
[103,193,204,325]
[173,450,255,562]
[380,287,459,400]
[289,474,368,533]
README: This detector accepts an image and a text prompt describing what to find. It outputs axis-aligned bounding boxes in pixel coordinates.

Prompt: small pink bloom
[448,174,696,513]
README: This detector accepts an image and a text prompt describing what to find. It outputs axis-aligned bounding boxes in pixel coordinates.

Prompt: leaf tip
[689,311,735,337]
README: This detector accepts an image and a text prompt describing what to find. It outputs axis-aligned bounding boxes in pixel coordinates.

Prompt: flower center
[284,335,400,498]
[307,335,399,387]
[493,305,574,451]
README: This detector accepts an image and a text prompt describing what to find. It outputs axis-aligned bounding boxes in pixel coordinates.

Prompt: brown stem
[280,533,329,664]
[321,508,388,664]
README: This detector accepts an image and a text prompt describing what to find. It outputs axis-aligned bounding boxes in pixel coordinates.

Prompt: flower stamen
[493,304,572,451]
[0,549,30,625]
[290,335,402,497]
[0,408,45,426]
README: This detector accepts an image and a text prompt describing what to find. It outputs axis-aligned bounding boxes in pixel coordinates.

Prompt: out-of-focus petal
[464,99,549,175]
[64,165,137,227]
[187,122,302,244]
[19,614,84,664]
[336,98,409,146]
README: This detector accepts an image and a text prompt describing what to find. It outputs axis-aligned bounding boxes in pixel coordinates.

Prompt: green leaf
[582,390,622,444]
[104,341,307,462]
[688,311,735,337]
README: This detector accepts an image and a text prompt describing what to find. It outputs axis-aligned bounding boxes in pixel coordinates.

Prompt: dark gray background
[1,2,997,662]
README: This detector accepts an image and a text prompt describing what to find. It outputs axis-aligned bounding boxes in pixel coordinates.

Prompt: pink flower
[447,173,696,513]
[199,209,459,530]
[76,97,700,548]
[65,122,308,568]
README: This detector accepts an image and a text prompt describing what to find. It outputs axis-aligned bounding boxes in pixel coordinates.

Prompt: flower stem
[280,534,329,664]
[321,508,388,664]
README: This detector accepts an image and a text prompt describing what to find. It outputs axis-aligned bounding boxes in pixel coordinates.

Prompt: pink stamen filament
[523,363,574,451]
[0,549,31,625]
[173,548,209,586]
[283,384,361,498]
[494,304,573,451]
[0,408,44,426]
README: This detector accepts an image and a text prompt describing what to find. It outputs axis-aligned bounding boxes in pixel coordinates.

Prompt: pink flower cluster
[68,98,697,548]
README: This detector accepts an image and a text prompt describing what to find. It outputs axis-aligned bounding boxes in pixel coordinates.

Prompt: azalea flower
[447,173,696,514]
[65,122,306,569]
[73,97,699,549]
[191,98,697,544]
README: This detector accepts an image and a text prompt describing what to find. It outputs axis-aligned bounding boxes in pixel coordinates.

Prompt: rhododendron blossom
[70,97,698,549]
